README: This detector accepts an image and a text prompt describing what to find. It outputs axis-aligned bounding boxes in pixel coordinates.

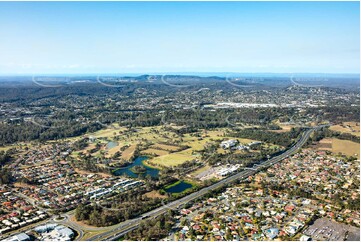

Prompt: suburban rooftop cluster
[167,150,360,241]
[13,161,143,212]
[0,185,48,235]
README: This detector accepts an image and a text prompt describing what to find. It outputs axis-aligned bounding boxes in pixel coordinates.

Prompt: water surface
[113,156,159,178]
[106,141,118,149]
[165,180,194,194]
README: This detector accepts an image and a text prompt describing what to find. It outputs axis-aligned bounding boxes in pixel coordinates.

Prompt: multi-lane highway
[86,125,327,241]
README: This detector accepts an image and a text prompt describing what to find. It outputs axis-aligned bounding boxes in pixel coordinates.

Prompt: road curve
[86,125,327,241]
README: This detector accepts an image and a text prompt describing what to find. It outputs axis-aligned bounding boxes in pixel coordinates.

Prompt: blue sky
[0,1,359,74]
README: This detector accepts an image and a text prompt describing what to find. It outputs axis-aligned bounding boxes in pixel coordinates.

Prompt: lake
[106,141,118,149]
[164,180,194,194]
[113,156,159,178]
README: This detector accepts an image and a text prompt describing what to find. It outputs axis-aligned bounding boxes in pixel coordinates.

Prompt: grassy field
[0,144,16,151]
[273,120,296,132]
[141,148,169,156]
[106,144,123,157]
[83,144,96,154]
[121,144,137,161]
[8,124,265,170]
[71,126,177,162]
[151,153,195,166]
[144,190,167,199]
[316,138,333,151]
[317,138,359,158]
[152,144,180,151]
[189,164,212,176]
[332,138,360,158]
[330,122,360,137]
[89,123,126,138]
[0,142,33,151]
[70,126,265,168]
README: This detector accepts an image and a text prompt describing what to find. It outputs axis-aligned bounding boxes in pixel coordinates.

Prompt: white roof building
[220,139,238,149]
[41,225,74,241]
[3,232,30,241]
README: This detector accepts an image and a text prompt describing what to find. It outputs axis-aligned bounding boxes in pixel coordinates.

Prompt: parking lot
[303,218,360,241]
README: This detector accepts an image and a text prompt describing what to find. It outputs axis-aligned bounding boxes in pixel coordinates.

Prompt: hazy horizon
[0,72,359,77]
[0,1,359,74]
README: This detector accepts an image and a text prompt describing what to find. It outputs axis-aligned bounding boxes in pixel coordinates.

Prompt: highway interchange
[83,125,327,241]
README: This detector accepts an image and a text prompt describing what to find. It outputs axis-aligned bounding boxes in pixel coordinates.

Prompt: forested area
[306,106,360,123]
[0,151,11,166]
[227,127,305,147]
[0,122,102,146]
[123,212,175,241]
[310,127,360,143]
[75,193,163,226]
[0,77,359,146]
[0,168,13,184]
[0,108,292,145]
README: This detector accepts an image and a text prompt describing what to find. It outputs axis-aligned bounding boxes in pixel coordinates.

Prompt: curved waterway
[113,156,159,178]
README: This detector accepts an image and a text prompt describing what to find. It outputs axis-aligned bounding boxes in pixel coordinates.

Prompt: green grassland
[8,124,272,172]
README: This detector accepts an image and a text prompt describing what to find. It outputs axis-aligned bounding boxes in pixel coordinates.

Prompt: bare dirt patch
[74,168,111,178]
[144,190,167,199]
[315,138,359,158]
[121,144,136,161]
[14,182,35,189]
[317,138,333,150]
[332,138,360,158]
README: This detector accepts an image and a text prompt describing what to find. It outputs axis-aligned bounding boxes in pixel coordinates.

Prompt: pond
[164,180,194,194]
[106,141,118,149]
[113,156,159,178]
